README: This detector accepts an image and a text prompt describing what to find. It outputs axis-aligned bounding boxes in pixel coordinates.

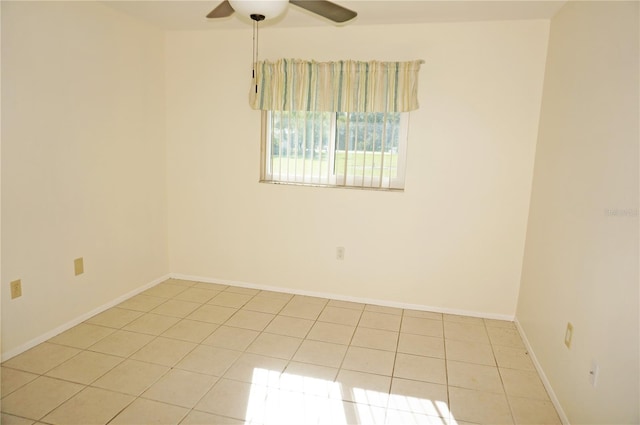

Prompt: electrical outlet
[564,322,573,349]
[336,247,345,260]
[10,279,22,299]
[74,257,84,276]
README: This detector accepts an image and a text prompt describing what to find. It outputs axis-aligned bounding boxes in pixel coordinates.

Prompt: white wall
[1,1,169,357]
[166,20,549,318]
[517,2,639,424]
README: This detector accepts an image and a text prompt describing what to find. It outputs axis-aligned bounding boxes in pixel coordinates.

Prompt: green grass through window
[270,151,398,179]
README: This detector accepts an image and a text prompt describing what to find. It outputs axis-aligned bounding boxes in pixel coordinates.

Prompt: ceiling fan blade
[206,0,235,18]
[289,0,357,23]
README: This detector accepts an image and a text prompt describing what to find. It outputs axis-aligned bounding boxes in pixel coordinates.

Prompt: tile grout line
[484,318,518,425]
[442,312,453,424]
[279,296,325,381]
[386,308,406,422]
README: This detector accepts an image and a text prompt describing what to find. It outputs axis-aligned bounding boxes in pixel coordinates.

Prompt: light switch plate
[74,257,84,276]
[10,279,22,299]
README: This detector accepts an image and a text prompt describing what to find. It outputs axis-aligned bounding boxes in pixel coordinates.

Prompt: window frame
[260,110,409,191]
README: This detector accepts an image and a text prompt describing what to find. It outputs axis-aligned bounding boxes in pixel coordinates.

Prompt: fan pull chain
[251,14,264,94]
[252,18,256,92]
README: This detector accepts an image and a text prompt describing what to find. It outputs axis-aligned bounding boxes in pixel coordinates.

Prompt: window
[251,58,423,190]
[261,110,409,190]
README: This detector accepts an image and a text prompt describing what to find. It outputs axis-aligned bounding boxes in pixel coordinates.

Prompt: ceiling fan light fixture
[228,0,288,20]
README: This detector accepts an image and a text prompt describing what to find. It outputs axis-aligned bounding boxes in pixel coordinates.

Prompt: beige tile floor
[1,279,562,425]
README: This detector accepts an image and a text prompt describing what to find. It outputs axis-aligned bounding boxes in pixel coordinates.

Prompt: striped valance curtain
[250,59,424,113]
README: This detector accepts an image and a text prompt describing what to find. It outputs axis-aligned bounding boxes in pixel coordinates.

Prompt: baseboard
[1,274,171,362]
[170,273,515,322]
[2,272,516,362]
[514,318,571,425]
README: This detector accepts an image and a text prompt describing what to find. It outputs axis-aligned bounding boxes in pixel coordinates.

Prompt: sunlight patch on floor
[245,368,457,424]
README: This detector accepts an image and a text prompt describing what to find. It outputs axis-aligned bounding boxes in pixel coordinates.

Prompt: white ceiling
[102,0,567,31]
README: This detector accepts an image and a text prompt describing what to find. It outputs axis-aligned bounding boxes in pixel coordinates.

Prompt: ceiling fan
[206,0,357,24]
